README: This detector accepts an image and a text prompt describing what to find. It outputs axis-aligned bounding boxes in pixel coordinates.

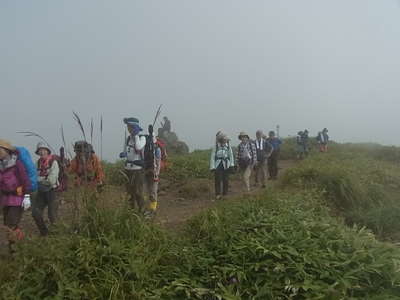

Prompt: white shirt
[125,135,146,170]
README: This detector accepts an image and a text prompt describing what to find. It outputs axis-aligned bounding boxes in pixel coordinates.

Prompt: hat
[74,140,91,153]
[269,131,275,137]
[238,132,250,139]
[256,130,263,136]
[0,139,16,152]
[123,117,140,126]
[124,117,143,132]
[35,142,51,155]
[217,133,229,141]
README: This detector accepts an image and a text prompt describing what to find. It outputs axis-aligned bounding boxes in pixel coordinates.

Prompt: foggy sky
[1,1,400,161]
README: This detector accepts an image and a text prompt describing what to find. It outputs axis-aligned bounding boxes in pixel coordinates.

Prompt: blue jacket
[266,138,282,151]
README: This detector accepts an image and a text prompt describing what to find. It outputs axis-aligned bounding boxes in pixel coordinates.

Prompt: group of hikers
[296,127,330,159]
[210,130,282,200]
[0,117,167,253]
[0,138,106,252]
[0,117,330,253]
[210,127,330,200]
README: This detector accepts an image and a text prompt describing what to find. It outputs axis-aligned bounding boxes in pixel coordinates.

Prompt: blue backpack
[16,146,38,192]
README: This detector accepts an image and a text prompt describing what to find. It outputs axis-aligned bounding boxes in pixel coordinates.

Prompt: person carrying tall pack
[69,141,104,188]
[236,132,257,192]
[296,131,305,160]
[317,128,329,152]
[32,142,60,236]
[266,131,282,180]
[302,129,310,157]
[210,132,234,200]
[120,118,147,212]
[254,130,273,188]
[0,140,31,253]
[143,126,163,217]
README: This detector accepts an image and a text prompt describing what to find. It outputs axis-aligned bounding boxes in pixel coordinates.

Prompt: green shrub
[281,152,400,239]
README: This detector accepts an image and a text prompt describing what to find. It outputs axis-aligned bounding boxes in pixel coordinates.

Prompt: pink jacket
[0,159,30,207]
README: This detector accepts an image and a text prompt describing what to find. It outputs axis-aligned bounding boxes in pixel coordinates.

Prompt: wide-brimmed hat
[124,117,143,132]
[238,132,250,139]
[35,142,52,155]
[0,139,16,152]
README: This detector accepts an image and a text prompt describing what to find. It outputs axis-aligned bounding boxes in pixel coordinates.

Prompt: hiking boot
[143,210,156,220]
[215,195,222,201]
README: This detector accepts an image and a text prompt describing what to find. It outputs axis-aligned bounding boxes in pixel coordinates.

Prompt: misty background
[1,0,400,161]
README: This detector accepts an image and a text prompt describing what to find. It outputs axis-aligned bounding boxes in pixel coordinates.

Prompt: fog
[2,0,400,160]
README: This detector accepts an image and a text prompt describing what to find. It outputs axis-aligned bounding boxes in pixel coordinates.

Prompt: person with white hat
[210,132,234,200]
[32,142,60,236]
[236,132,257,192]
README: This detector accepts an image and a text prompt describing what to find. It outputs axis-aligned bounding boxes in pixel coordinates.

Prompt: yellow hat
[0,139,16,152]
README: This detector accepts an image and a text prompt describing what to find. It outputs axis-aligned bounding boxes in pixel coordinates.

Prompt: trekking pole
[100,115,103,161]
[152,104,163,128]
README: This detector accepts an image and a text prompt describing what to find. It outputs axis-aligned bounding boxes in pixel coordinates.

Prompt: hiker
[32,142,60,236]
[302,129,310,157]
[317,128,329,152]
[254,130,273,188]
[69,141,104,188]
[120,118,147,212]
[236,132,257,192]
[296,131,305,160]
[0,140,31,252]
[266,131,282,180]
[210,132,235,200]
[143,128,164,217]
[161,117,171,133]
[158,117,171,138]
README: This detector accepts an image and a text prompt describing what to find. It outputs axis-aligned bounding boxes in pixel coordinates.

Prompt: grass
[2,142,400,299]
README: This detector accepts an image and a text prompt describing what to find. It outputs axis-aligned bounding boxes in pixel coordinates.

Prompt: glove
[119,152,127,158]
[22,194,31,210]
[16,186,23,196]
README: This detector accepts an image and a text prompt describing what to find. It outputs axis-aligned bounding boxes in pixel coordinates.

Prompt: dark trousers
[32,189,58,236]
[3,206,24,252]
[125,169,145,211]
[268,151,279,179]
[3,206,23,230]
[215,164,230,196]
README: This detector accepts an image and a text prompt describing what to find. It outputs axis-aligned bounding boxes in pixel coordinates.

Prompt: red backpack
[155,138,168,170]
[37,155,68,192]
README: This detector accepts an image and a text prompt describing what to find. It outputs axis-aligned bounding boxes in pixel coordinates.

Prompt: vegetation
[2,142,400,299]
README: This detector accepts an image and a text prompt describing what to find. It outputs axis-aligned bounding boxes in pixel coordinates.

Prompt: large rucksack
[155,138,168,170]
[37,154,68,192]
[16,146,38,192]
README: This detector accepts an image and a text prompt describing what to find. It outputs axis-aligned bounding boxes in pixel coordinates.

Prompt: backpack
[155,138,168,170]
[37,154,68,192]
[238,142,253,169]
[16,146,38,192]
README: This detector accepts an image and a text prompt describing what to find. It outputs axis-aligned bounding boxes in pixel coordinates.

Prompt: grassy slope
[2,142,400,299]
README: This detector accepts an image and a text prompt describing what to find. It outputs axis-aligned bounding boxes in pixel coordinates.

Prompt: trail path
[156,160,295,229]
[0,160,296,256]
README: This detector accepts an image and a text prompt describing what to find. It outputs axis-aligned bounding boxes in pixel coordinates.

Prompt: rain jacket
[210,142,235,170]
[0,154,31,206]
[69,154,105,186]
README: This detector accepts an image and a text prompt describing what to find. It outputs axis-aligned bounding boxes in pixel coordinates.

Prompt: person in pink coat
[0,140,31,253]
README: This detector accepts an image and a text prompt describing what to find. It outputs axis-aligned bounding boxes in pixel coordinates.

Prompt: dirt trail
[0,160,296,255]
[155,160,296,229]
